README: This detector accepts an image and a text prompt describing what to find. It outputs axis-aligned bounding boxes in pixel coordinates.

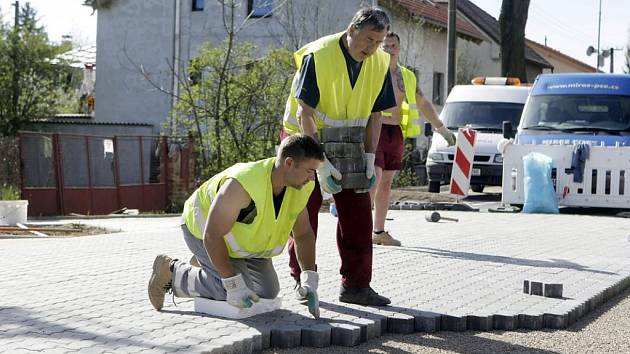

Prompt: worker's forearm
[297,102,319,141]
[418,97,443,128]
[204,236,235,278]
[293,233,316,271]
[300,115,318,140]
[365,113,382,153]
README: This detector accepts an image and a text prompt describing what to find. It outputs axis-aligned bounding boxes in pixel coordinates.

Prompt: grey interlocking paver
[2,212,630,352]
[330,322,361,347]
[301,324,331,347]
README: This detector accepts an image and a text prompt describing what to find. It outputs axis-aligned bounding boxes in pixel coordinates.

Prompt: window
[248,0,273,18]
[192,0,204,11]
[433,72,444,106]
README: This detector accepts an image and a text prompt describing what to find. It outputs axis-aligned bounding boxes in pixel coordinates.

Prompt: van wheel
[471,184,485,193]
[428,180,441,193]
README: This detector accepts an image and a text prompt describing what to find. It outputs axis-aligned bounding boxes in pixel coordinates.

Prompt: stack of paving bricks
[320,126,370,189]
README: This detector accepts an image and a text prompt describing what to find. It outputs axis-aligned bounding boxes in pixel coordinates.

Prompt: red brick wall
[166,139,195,212]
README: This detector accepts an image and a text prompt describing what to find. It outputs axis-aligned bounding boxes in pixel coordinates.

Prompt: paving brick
[340,172,371,189]
[270,325,301,349]
[467,315,493,331]
[530,282,544,296]
[324,143,364,158]
[320,127,364,143]
[440,314,467,332]
[543,313,568,329]
[387,313,415,334]
[329,158,366,174]
[414,311,441,333]
[544,283,563,298]
[330,323,361,347]
[493,314,518,330]
[301,324,331,348]
[523,280,530,294]
[518,314,544,329]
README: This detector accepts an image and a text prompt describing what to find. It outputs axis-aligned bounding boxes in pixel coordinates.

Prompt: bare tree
[499,0,530,83]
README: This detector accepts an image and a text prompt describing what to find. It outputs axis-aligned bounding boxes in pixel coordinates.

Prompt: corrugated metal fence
[19,131,176,216]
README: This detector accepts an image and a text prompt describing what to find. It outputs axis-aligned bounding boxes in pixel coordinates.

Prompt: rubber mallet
[425,211,459,223]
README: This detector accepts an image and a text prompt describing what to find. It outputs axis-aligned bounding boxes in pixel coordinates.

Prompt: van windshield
[522,94,630,131]
[441,102,524,132]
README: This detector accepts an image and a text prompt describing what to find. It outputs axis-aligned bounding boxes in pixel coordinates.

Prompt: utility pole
[10,1,19,124]
[13,1,19,29]
[610,47,614,73]
[596,0,602,68]
[446,0,457,94]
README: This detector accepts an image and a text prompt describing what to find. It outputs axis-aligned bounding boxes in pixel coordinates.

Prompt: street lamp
[587,46,624,73]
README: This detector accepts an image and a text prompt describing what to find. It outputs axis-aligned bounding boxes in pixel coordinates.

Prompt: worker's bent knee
[258,283,280,299]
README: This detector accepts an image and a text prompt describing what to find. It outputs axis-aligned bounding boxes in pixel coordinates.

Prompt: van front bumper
[426,162,503,186]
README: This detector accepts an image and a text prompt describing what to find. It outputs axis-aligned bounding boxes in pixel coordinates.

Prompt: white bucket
[0,200,28,226]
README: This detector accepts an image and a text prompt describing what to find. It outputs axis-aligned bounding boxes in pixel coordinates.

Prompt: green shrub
[0,184,20,200]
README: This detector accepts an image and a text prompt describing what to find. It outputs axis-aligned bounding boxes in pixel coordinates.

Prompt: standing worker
[148,134,324,318]
[370,32,456,246]
[283,7,397,306]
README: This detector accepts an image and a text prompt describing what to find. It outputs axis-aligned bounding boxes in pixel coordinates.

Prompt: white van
[426,78,530,193]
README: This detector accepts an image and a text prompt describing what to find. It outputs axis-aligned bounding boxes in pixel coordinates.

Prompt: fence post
[161,136,170,210]
[85,136,94,214]
[113,136,122,210]
[138,136,145,211]
[17,132,24,200]
[53,134,65,215]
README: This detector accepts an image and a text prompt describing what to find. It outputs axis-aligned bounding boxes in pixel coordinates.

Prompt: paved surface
[1,211,629,353]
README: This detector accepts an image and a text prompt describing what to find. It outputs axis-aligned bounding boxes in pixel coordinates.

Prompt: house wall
[95,0,366,134]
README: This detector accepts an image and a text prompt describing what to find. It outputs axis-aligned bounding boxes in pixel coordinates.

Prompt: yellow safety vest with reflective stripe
[182,158,314,259]
[382,65,422,138]
[283,31,390,134]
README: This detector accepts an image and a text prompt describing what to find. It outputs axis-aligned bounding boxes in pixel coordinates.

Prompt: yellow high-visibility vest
[283,31,390,134]
[382,65,422,138]
[182,158,313,258]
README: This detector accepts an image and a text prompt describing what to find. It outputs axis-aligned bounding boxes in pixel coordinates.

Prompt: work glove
[221,274,260,308]
[317,154,342,195]
[297,270,320,319]
[355,152,377,193]
[436,126,456,146]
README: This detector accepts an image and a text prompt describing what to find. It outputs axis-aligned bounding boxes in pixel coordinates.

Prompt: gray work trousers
[171,224,280,300]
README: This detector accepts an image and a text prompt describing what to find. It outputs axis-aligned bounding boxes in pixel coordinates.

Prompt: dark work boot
[339,285,391,306]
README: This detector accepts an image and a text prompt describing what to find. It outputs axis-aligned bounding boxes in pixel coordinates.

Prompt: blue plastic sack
[522,152,559,214]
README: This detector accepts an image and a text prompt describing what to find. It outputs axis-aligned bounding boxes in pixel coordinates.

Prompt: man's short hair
[350,7,390,32]
[278,134,324,163]
[386,31,400,43]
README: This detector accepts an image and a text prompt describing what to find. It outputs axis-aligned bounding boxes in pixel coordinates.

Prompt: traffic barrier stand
[449,127,477,201]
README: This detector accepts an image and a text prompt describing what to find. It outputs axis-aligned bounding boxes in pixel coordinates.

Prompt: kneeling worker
[148,134,324,318]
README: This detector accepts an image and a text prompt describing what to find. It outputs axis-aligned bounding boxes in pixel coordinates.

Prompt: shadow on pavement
[0,306,185,352]
[395,247,617,275]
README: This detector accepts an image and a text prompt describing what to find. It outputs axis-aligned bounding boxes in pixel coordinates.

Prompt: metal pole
[446,0,457,94]
[610,47,614,73]
[596,0,602,69]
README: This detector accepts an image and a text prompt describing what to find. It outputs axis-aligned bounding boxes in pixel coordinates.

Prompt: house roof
[384,0,485,43]
[456,0,553,69]
[30,118,152,127]
[526,39,597,72]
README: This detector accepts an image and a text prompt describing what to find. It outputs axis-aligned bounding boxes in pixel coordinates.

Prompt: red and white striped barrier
[449,127,477,198]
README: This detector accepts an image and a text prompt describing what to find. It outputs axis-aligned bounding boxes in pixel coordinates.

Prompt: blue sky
[0,0,628,73]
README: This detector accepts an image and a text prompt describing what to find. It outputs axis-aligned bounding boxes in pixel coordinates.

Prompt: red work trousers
[287,178,374,288]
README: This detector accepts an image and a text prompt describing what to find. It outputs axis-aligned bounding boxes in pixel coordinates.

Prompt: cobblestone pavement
[1,211,629,353]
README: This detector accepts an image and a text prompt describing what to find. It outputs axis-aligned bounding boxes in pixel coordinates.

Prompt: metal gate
[19,132,171,216]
